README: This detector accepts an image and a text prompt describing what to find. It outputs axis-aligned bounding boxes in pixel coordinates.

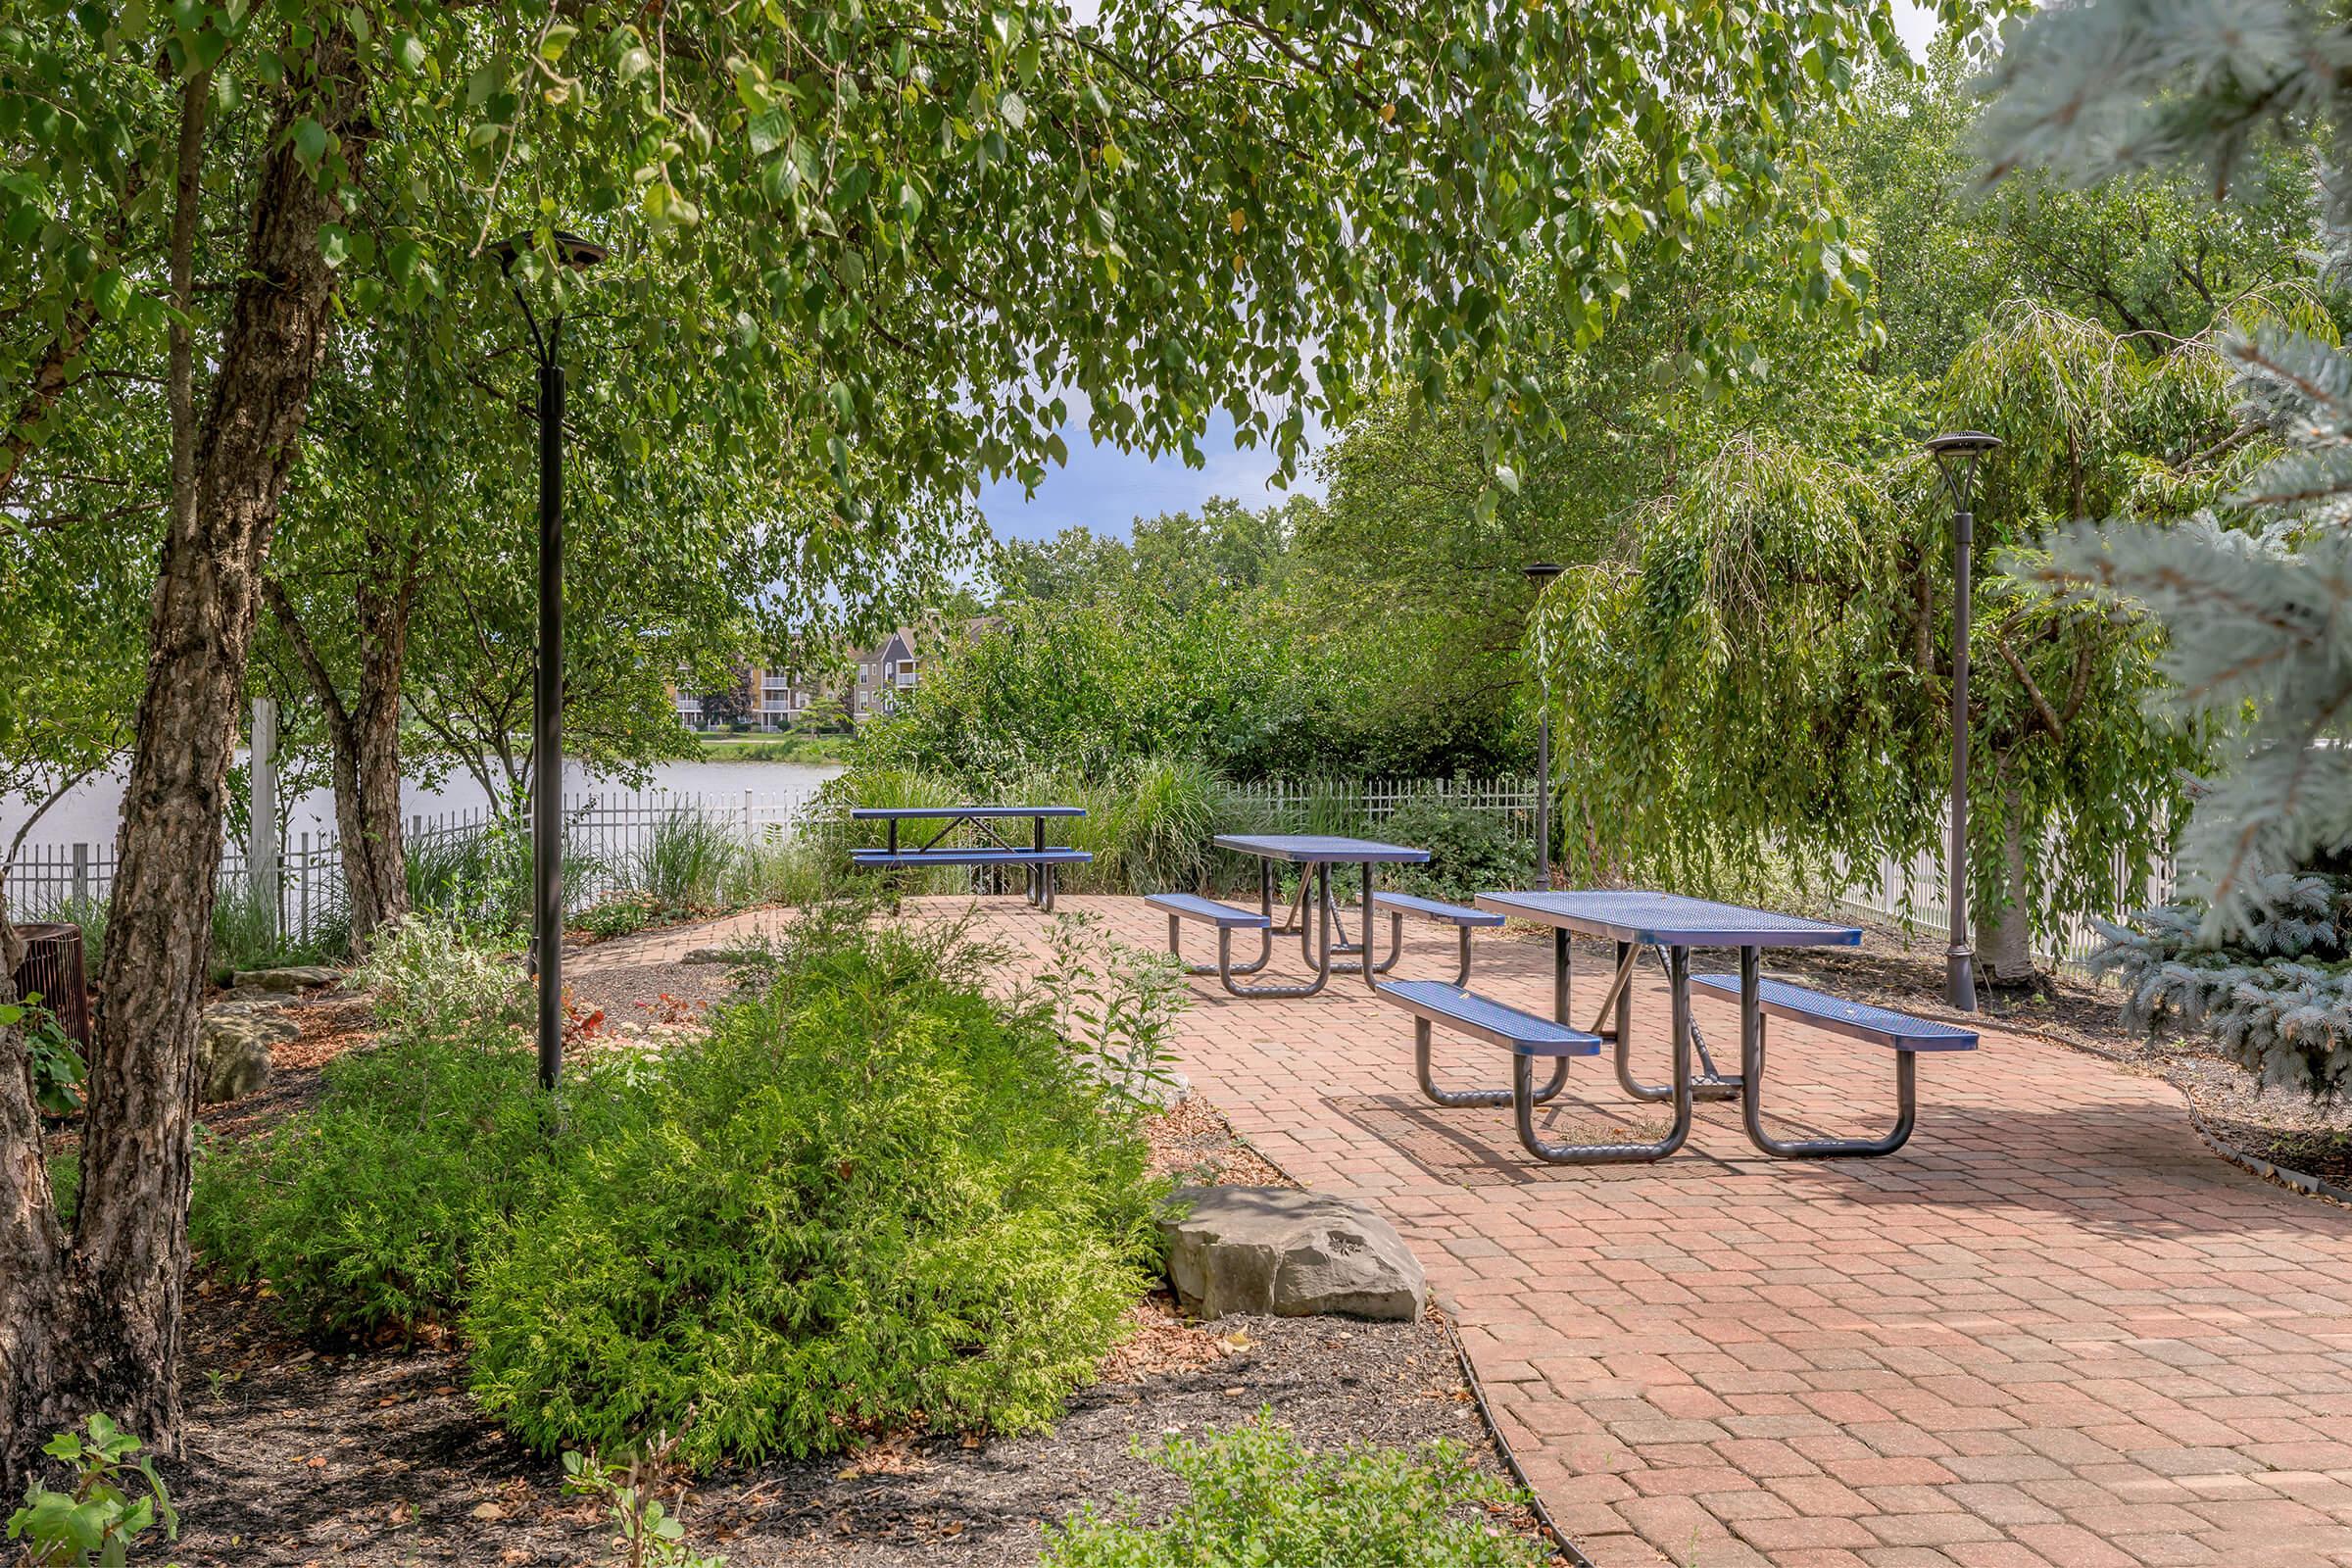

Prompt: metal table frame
[1472,891,1862,1163]
[849,805,1086,911]
[1197,834,1432,999]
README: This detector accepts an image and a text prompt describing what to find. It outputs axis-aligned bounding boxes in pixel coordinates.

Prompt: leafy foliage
[562,1445,727,1568]
[189,1022,556,1335]
[350,913,529,1048]
[857,592,1342,785]
[197,908,1161,1469]
[1383,800,1534,904]
[1042,1414,1543,1568]
[5,1414,177,1568]
[3,997,86,1119]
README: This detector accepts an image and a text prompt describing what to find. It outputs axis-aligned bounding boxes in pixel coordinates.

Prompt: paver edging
[1181,1090,1590,1568]
[2192,1119,2352,1208]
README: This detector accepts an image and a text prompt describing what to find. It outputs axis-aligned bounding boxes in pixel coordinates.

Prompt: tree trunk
[0,32,365,1482]
[1975,794,2037,987]
[267,568,415,947]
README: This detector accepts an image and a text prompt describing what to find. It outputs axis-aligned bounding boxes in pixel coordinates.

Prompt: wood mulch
[149,953,1560,1568]
[169,1289,1544,1568]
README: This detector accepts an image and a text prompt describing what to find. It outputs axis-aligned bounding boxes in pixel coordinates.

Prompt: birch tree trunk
[0,30,364,1480]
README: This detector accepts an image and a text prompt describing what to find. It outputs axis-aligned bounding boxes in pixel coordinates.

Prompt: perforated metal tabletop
[1473,890,1862,948]
[1212,834,1432,864]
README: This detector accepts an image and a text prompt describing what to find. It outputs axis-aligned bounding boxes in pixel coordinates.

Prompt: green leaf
[90,269,131,321]
[290,116,327,171]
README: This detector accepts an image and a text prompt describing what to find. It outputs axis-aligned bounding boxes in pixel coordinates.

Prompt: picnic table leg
[1352,863,1404,988]
[1608,940,1741,1104]
[1027,816,1047,907]
[1218,860,1333,998]
[1736,946,1918,1157]
[1414,1018,1567,1107]
[1513,942,1692,1164]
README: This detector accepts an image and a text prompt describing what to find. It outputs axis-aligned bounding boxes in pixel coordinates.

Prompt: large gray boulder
[196,1005,298,1103]
[1158,1186,1427,1322]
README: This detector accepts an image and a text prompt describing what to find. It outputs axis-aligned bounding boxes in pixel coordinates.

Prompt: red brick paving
[942,896,2352,1568]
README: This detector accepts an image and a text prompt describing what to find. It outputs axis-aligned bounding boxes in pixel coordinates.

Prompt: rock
[232,964,341,992]
[1157,1186,1427,1323]
[680,948,731,965]
[196,1006,298,1103]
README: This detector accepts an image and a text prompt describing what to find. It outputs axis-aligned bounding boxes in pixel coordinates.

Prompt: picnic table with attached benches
[1148,835,1497,999]
[848,806,1091,912]
[1370,889,1978,1164]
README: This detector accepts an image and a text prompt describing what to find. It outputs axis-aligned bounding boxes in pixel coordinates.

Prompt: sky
[976,0,1945,545]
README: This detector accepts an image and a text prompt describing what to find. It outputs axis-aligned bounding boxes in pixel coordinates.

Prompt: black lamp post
[495,228,608,1092]
[1524,562,1564,888]
[1923,431,1999,1015]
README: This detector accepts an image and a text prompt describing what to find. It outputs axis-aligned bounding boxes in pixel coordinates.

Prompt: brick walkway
[930,894,2352,1568]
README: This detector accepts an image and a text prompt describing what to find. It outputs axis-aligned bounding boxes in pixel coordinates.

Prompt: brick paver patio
[603,897,2352,1567]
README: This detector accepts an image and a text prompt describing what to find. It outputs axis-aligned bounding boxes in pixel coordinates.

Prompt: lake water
[3,757,845,855]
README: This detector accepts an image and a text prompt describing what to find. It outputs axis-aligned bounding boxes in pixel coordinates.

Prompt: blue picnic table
[849,806,1091,911]
[1197,834,1433,998]
[1471,891,1864,1160]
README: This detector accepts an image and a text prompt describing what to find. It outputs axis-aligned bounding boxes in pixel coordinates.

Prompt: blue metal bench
[849,849,1094,869]
[1147,892,1288,996]
[1374,981,1609,1158]
[1691,973,1978,1157]
[1371,893,1503,986]
[848,846,1092,911]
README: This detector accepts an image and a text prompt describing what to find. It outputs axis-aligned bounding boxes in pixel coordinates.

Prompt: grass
[695,731,855,764]
[631,807,742,909]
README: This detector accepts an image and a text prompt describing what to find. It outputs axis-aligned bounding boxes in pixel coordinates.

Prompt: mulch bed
[146,956,1557,1568]
[169,1292,1533,1568]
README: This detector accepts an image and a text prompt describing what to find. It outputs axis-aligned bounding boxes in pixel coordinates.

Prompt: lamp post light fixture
[1923,431,2000,1015]
[1524,562,1564,889]
[495,228,608,1093]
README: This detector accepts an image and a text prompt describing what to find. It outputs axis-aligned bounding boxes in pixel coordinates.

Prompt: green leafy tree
[1542,301,2228,974]
[0,0,1992,1481]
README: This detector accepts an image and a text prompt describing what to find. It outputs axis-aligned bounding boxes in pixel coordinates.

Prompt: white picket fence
[5,773,2167,976]
[5,786,832,947]
[1828,833,2175,982]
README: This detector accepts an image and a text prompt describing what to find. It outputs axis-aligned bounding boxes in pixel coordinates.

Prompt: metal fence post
[298,831,310,943]
[71,843,88,904]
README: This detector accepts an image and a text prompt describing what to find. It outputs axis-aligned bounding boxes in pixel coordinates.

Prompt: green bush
[1382,798,1533,903]
[1043,1414,1544,1568]
[407,816,608,943]
[188,1023,559,1334]
[351,913,528,1047]
[194,907,1161,1471]
[465,915,1157,1467]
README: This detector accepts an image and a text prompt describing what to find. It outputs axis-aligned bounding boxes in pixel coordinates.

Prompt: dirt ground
[169,1291,1527,1568]
[140,964,1555,1568]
